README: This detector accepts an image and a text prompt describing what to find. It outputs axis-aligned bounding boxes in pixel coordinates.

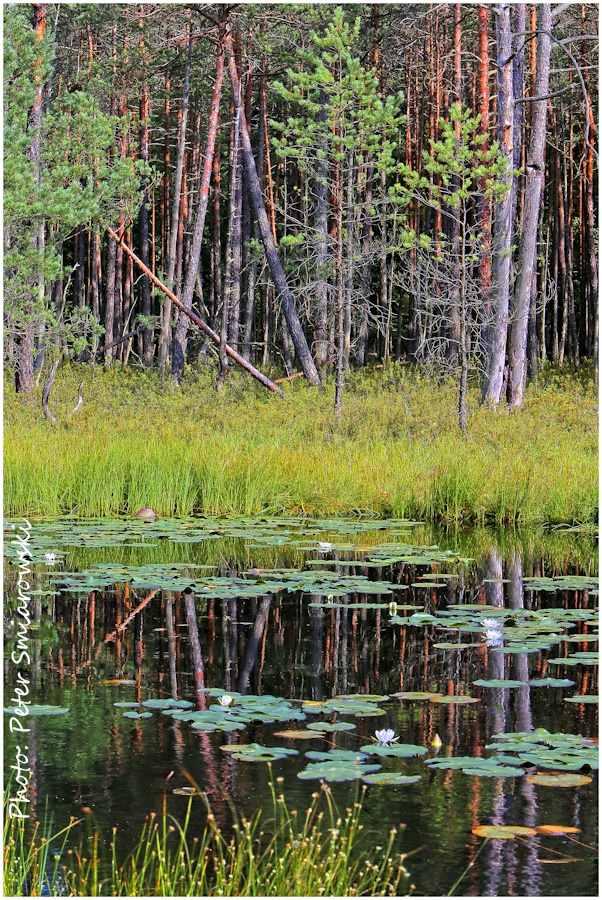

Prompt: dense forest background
[4,3,599,417]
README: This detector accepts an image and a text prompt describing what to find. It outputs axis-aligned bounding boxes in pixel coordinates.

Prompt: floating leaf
[4,705,69,716]
[298,760,381,782]
[222,743,299,762]
[564,695,598,704]
[142,698,194,710]
[306,721,356,732]
[362,773,422,785]
[390,691,443,701]
[122,711,153,720]
[114,702,141,709]
[334,694,389,703]
[536,825,581,836]
[431,695,478,704]
[528,678,576,688]
[273,730,325,740]
[527,773,592,787]
[472,825,537,839]
[473,679,528,688]
[306,749,369,763]
[360,743,428,758]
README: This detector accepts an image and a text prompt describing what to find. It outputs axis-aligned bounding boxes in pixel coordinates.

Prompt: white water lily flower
[485,629,504,648]
[481,617,502,629]
[44,553,56,565]
[375,728,397,745]
[318,541,332,552]
[388,601,398,616]
[218,695,234,707]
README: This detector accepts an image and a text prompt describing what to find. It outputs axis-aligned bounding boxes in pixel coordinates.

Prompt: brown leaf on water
[537,858,582,864]
[536,825,581,836]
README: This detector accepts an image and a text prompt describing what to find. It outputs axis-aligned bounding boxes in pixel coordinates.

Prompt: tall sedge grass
[4,783,411,897]
[4,363,597,524]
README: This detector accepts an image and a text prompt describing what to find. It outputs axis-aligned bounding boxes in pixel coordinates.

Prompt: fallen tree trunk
[107,227,285,398]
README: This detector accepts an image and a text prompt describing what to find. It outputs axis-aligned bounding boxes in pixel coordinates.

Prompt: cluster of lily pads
[3,516,422,565]
[111,689,599,788]
[427,727,597,786]
[391,597,599,670]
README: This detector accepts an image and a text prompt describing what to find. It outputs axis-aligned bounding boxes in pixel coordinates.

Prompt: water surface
[4,518,598,896]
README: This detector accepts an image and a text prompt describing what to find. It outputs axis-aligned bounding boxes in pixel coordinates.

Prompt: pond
[4,516,599,896]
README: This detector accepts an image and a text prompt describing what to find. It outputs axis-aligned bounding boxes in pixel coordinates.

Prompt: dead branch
[107,226,285,398]
[42,359,84,424]
[70,381,84,416]
[42,360,59,424]
[274,371,304,384]
[103,589,159,643]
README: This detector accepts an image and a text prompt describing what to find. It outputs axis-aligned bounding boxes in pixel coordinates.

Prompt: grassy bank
[4,785,410,896]
[4,363,597,524]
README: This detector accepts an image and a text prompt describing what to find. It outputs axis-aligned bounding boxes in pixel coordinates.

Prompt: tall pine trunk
[482,3,515,406]
[507,4,552,408]
[172,35,225,381]
[161,32,192,372]
[16,3,46,393]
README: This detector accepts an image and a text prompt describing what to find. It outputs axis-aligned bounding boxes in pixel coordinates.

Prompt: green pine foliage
[3,5,145,357]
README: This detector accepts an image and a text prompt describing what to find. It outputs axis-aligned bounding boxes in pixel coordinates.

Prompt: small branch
[93,324,145,360]
[42,360,59,425]
[70,382,84,416]
[274,371,304,384]
[104,589,159,643]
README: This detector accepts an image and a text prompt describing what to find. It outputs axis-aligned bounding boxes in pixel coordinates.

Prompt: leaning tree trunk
[507,4,552,409]
[224,26,321,387]
[481,3,515,406]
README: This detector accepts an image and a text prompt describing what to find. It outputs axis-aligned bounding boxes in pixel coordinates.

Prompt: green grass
[4,362,598,524]
[4,783,410,896]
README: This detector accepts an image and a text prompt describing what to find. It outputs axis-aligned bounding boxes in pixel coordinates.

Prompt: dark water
[4,520,598,896]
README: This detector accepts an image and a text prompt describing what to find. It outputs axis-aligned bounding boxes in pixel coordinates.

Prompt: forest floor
[4,362,598,524]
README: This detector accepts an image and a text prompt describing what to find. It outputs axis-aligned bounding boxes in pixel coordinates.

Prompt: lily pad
[390,691,443,701]
[114,702,141,709]
[4,705,69,716]
[528,678,576,687]
[473,679,528,688]
[305,721,356,732]
[360,743,428,758]
[222,743,299,762]
[273,730,325,740]
[298,760,381,782]
[564,695,598,704]
[527,772,592,787]
[472,825,537,839]
[122,711,153,720]
[142,698,194,710]
[362,773,422,785]
[431,695,478,704]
